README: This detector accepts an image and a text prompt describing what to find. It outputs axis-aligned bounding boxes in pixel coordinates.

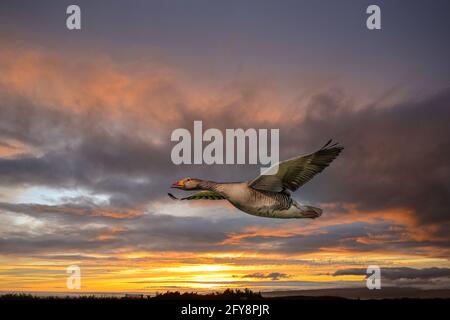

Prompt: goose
[168,140,343,219]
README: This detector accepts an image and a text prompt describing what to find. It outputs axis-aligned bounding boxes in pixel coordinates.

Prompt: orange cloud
[23,204,143,219]
[0,44,305,138]
[0,139,36,158]
[222,223,324,245]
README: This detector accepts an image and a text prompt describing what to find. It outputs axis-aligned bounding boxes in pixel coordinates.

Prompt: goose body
[212,182,322,219]
[169,140,343,219]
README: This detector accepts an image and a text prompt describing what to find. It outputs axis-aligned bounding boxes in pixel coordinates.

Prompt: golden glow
[1,251,447,293]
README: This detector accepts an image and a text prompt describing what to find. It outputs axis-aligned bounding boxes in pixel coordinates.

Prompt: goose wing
[249,140,343,193]
[168,191,226,201]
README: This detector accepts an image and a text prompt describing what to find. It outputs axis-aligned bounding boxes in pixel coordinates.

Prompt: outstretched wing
[249,140,343,192]
[168,191,226,201]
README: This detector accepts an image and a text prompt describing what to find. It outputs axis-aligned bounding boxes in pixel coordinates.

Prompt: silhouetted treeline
[0,288,263,301]
[153,288,262,300]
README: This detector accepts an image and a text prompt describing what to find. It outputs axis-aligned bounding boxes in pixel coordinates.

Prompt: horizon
[3,285,450,300]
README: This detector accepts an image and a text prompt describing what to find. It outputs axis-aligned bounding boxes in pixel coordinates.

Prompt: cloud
[283,88,450,238]
[2,48,448,223]
[0,202,143,219]
[241,272,290,281]
[0,48,297,207]
[0,198,264,255]
[0,46,449,292]
[333,267,450,280]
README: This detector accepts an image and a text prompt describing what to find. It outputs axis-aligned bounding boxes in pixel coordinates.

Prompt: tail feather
[297,204,323,219]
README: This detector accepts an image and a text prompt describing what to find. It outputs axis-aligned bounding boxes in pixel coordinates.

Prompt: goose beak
[171,180,184,189]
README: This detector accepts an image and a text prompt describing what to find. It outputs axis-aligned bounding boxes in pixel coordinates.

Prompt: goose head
[171,178,202,190]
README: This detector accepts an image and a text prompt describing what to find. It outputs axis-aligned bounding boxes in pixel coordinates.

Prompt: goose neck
[198,180,219,191]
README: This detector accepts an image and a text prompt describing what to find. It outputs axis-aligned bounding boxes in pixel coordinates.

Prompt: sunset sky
[1,0,449,293]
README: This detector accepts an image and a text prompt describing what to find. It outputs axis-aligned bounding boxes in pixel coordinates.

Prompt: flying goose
[169,140,343,219]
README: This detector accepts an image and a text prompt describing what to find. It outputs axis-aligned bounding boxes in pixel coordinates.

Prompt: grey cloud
[300,89,450,223]
[2,84,450,225]
[2,199,445,257]
[333,267,450,280]
[1,68,450,260]
[241,272,290,281]
[0,200,262,255]
[232,221,450,255]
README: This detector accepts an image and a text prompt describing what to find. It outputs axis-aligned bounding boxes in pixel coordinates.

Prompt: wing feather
[168,191,226,201]
[249,140,343,192]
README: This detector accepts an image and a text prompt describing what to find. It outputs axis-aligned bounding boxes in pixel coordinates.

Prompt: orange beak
[171,180,184,188]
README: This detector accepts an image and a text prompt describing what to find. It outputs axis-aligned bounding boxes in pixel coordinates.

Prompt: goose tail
[302,205,323,218]
[293,202,323,219]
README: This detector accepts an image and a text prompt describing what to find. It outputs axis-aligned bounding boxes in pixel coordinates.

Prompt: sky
[0,0,449,293]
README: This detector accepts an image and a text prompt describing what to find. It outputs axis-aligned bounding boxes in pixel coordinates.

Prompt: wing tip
[321,139,344,152]
[168,193,178,200]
